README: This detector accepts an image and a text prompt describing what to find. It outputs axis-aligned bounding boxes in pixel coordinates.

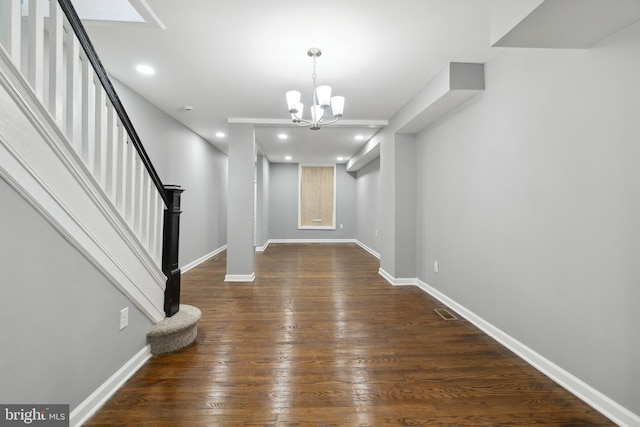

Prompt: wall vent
[434,308,458,320]
[209,402,245,409]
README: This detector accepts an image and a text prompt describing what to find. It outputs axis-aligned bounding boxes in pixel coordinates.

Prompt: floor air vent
[434,308,458,320]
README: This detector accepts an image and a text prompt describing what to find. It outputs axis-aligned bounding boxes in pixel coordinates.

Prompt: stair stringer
[0,48,166,323]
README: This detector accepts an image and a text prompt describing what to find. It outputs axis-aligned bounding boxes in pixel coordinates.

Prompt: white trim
[255,241,270,252]
[355,240,380,259]
[224,273,256,282]
[79,0,166,30]
[181,245,227,273]
[298,225,337,230]
[128,0,166,30]
[376,270,640,426]
[227,117,388,127]
[378,268,394,284]
[257,240,377,253]
[298,164,336,230]
[267,239,356,244]
[378,268,415,286]
[70,345,151,427]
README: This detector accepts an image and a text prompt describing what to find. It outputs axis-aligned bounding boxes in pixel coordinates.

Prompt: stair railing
[0,0,181,317]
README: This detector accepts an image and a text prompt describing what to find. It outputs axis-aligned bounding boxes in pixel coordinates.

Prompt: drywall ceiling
[493,0,640,48]
[70,0,639,164]
[71,0,497,164]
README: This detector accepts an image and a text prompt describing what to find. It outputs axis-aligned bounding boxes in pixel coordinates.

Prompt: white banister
[125,140,136,225]
[1,0,22,66]
[94,78,106,186]
[141,173,151,247]
[80,51,91,166]
[115,123,127,213]
[148,190,158,261]
[105,102,116,200]
[151,191,163,264]
[48,1,64,122]
[134,155,144,237]
[27,0,45,98]
[64,23,80,145]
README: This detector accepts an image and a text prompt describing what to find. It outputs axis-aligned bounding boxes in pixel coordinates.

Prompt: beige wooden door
[299,166,335,229]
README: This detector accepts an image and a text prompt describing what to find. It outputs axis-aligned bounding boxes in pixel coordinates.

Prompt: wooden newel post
[162,185,184,317]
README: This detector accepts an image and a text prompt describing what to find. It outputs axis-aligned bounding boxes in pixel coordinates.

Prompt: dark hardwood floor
[85,243,613,426]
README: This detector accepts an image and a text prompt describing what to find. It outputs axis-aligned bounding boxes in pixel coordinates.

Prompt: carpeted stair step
[147,304,201,355]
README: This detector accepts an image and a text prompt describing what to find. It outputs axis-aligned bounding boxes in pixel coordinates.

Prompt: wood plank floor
[85,243,614,426]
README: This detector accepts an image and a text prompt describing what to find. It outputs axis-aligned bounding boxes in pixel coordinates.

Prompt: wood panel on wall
[299,165,335,229]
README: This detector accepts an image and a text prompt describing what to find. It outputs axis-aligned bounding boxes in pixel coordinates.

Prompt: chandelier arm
[319,116,340,126]
[291,108,341,128]
[290,118,341,128]
[292,111,312,125]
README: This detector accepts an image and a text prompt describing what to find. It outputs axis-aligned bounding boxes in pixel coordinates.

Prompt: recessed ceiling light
[337,157,344,161]
[355,135,364,141]
[136,64,155,75]
[215,132,226,138]
[285,155,292,161]
[278,133,288,140]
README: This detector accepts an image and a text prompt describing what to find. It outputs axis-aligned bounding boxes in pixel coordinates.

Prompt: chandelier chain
[311,55,318,109]
[312,53,318,81]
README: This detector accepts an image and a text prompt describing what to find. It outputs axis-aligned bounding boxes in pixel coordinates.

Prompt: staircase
[0,1,197,345]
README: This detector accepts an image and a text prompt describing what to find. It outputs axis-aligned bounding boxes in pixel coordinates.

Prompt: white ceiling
[75,0,500,164]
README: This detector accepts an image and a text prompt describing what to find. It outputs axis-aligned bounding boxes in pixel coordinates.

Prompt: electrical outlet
[120,307,129,330]
[340,223,344,229]
[434,261,439,273]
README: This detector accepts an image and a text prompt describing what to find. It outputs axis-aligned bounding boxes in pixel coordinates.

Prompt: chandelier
[286,48,345,130]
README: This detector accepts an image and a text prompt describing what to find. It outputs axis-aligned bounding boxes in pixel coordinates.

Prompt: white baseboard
[267,238,357,244]
[378,268,414,286]
[224,273,256,282]
[181,245,226,273]
[355,240,380,259]
[255,241,270,252]
[260,239,377,258]
[70,345,151,427]
[377,271,640,427]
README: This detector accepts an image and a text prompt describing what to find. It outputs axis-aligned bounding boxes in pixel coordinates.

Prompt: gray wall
[0,178,152,409]
[356,157,380,253]
[414,21,640,413]
[378,130,396,275]
[256,155,270,248]
[269,163,356,240]
[394,134,417,278]
[376,130,418,278]
[113,80,228,267]
[225,124,255,277]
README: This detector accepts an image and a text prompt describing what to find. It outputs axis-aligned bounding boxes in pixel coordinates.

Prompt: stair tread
[147,304,202,336]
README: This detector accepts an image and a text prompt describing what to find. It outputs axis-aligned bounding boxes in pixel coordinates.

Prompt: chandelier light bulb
[311,105,324,122]
[331,96,345,117]
[316,85,332,109]
[286,91,301,113]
